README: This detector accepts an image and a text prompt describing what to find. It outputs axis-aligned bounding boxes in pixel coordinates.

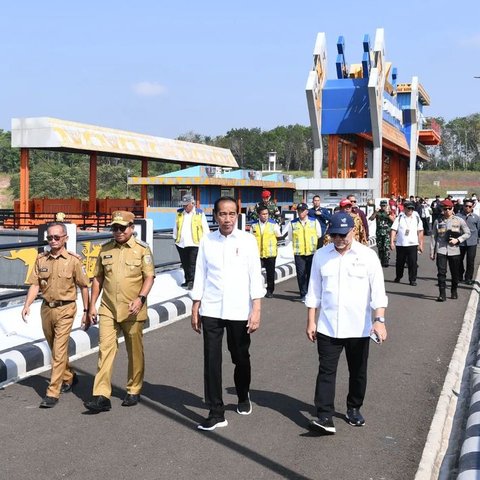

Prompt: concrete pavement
[1,249,479,480]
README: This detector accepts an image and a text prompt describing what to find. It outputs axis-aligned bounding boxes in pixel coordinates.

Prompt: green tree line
[0,114,479,200]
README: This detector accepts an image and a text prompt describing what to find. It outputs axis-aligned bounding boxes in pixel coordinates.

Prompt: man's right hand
[21,306,29,323]
[191,301,202,333]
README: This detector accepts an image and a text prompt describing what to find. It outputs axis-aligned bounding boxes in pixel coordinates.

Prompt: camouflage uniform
[250,200,281,224]
[375,210,393,267]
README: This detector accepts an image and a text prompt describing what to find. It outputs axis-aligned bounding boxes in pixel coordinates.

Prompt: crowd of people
[19,189,479,438]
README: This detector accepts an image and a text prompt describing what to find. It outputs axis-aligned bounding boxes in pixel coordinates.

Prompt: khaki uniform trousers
[92,315,145,397]
[41,302,76,398]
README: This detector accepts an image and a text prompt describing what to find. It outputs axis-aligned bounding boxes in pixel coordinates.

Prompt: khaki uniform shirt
[27,249,89,302]
[94,236,155,322]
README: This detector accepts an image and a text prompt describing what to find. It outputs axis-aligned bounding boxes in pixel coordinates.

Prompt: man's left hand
[128,297,143,316]
[372,322,387,343]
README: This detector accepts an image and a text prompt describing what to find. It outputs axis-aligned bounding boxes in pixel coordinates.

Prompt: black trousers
[261,256,276,294]
[436,253,461,291]
[314,333,370,418]
[202,316,251,417]
[176,245,198,284]
[395,245,418,282]
[459,245,477,282]
[294,254,314,297]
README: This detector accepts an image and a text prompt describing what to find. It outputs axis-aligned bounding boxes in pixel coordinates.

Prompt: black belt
[43,300,75,308]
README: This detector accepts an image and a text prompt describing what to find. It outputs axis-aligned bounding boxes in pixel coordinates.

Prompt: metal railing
[0,211,143,231]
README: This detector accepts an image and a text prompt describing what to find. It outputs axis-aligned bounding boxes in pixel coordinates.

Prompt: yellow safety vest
[176,209,204,245]
[252,220,278,258]
[292,219,318,255]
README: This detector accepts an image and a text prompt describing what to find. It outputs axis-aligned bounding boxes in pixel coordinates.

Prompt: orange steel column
[19,148,30,216]
[89,152,97,214]
[141,159,148,217]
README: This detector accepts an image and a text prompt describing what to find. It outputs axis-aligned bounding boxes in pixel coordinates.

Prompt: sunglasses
[331,233,347,239]
[465,205,473,208]
[46,234,66,242]
[442,207,453,211]
[111,224,129,232]
[350,200,357,203]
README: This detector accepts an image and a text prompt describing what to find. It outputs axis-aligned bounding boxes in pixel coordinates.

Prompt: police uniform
[431,205,470,300]
[27,250,89,398]
[92,232,155,398]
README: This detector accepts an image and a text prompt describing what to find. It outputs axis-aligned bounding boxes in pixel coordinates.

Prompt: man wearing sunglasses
[347,194,369,240]
[457,199,480,286]
[430,200,470,301]
[84,211,155,412]
[22,222,90,408]
[305,212,388,434]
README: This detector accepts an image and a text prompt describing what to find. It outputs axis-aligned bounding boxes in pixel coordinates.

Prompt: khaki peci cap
[110,211,135,226]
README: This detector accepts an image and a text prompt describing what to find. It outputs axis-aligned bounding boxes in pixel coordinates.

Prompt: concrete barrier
[0,259,296,388]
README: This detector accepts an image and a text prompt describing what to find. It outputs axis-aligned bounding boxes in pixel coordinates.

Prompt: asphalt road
[1,249,477,480]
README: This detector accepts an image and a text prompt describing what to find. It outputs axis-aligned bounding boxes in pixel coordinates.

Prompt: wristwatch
[374,317,385,324]
[138,295,146,304]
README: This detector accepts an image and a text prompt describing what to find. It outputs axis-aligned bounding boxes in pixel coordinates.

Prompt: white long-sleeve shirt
[191,228,266,320]
[305,241,388,338]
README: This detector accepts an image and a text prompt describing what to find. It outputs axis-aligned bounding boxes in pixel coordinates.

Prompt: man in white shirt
[191,196,265,431]
[305,212,388,434]
[390,201,424,286]
[172,194,210,289]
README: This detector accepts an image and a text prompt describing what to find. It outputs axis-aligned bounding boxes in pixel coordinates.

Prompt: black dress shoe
[394,278,401,283]
[121,393,140,407]
[60,372,78,393]
[451,291,458,299]
[436,295,446,302]
[409,281,417,286]
[265,292,273,298]
[39,396,58,408]
[181,281,188,287]
[84,395,111,413]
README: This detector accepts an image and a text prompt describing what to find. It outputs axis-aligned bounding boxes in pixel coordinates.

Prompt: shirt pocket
[37,268,51,290]
[38,269,51,280]
[125,258,142,277]
[58,265,73,279]
[347,264,368,281]
[101,257,115,274]
[320,265,338,293]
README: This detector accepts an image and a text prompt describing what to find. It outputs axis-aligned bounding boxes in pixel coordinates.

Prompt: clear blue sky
[1,0,479,139]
